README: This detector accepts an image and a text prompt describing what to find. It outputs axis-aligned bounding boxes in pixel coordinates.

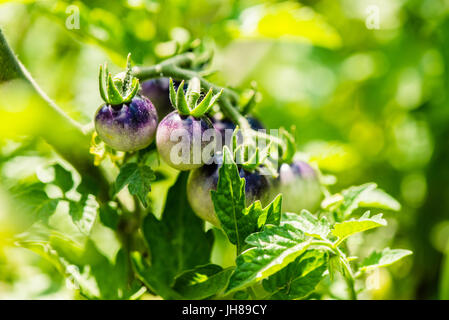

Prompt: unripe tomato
[95,95,158,152]
[271,160,322,213]
[187,153,272,226]
[156,111,217,171]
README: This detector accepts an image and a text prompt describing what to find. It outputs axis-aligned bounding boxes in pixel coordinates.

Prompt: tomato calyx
[168,77,223,118]
[99,53,140,106]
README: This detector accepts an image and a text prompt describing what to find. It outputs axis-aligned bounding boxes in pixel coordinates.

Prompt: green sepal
[99,64,108,102]
[168,77,223,118]
[175,80,191,115]
[169,78,177,108]
[107,73,125,105]
[204,89,224,114]
[190,88,214,117]
[186,77,201,107]
[98,53,140,106]
[241,147,260,171]
[240,85,259,115]
[280,127,296,163]
[122,77,139,103]
[122,53,133,92]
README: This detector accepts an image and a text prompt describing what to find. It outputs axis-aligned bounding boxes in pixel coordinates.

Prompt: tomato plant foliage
[0,27,412,300]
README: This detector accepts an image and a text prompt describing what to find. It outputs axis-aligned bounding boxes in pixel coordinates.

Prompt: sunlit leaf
[281,210,330,240]
[359,248,412,272]
[116,162,155,207]
[173,264,234,300]
[332,211,387,244]
[226,224,311,294]
[263,250,327,299]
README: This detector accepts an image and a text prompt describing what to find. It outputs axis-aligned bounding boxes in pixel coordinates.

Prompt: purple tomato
[95,95,158,152]
[156,111,217,170]
[187,153,272,226]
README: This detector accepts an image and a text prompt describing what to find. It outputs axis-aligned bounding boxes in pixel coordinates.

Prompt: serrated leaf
[256,194,282,227]
[332,211,387,245]
[226,224,311,294]
[263,250,328,299]
[359,248,412,272]
[281,210,330,240]
[140,172,214,298]
[340,183,377,216]
[337,183,400,217]
[211,147,281,252]
[116,162,155,207]
[68,195,98,235]
[173,264,234,300]
[52,164,74,193]
[211,146,250,251]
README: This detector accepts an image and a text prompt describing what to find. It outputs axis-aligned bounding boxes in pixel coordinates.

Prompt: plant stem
[132,54,249,127]
[133,54,240,102]
[310,239,358,300]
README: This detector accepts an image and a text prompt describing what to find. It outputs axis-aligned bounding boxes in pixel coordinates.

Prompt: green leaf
[68,195,98,235]
[10,182,59,223]
[256,194,283,227]
[116,162,155,207]
[332,211,387,245]
[359,248,412,272]
[281,210,330,240]
[337,183,400,217]
[140,172,214,298]
[358,188,401,212]
[339,183,377,217]
[173,264,234,300]
[211,147,281,252]
[17,235,140,299]
[99,202,120,230]
[263,250,328,299]
[226,224,311,294]
[211,146,250,251]
[52,164,74,193]
[131,252,183,300]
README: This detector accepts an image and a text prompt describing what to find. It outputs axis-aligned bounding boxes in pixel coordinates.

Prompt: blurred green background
[0,0,448,299]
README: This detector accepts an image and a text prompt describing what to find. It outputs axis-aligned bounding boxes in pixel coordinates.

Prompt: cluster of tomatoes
[95,77,322,225]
